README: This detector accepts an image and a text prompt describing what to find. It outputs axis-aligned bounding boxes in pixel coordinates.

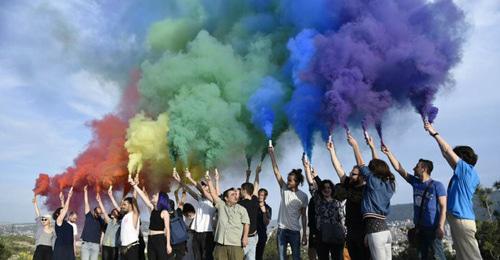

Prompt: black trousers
[102,246,119,260]
[256,233,267,260]
[170,242,187,260]
[316,242,344,260]
[192,231,214,260]
[34,245,52,260]
[120,244,140,260]
[148,234,169,260]
[347,239,371,260]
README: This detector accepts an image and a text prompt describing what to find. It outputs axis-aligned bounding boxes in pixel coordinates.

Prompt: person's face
[40,217,50,227]
[68,213,78,223]
[321,183,333,197]
[350,167,361,183]
[236,189,241,199]
[287,174,298,189]
[184,212,195,220]
[111,209,120,219]
[258,191,267,203]
[226,190,238,204]
[413,162,425,178]
[151,193,159,206]
[94,207,103,215]
[120,200,131,214]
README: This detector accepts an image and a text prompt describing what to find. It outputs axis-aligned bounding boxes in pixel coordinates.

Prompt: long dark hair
[318,179,335,200]
[368,159,396,191]
[52,207,63,221]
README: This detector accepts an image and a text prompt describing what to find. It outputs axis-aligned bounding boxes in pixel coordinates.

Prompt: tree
[476,185,494,221]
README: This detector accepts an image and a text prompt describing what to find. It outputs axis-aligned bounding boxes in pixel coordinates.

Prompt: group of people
[32,120,483,260]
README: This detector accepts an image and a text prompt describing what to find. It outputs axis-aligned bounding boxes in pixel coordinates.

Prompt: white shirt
[120,212,140,246]
[191,198,216,233]
[278,184,308,231]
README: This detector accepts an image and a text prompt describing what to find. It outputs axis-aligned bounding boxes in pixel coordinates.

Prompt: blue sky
[0,0,499,223]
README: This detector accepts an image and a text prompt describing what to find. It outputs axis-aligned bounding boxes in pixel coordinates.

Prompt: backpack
[170,210,188,245]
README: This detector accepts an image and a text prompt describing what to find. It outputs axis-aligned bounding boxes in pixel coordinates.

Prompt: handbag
[408,180,433,248]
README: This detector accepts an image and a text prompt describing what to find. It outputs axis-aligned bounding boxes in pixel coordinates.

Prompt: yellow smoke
[125,112,171,177]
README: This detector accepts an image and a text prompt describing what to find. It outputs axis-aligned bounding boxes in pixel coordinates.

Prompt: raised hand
[68,187,74,197]
[326,138,334,152]
[108,185,113,197]
[184,168,192,180]
[302,153,310,169]
[172,168,181,182]
[381,144,390,155]
[214,168,220,182]
[366,135,375,149]
[255,164,262,174]
[347,132,358,147]
[424,120,437,135]
[83,185,88,193]
[96,193,102,203]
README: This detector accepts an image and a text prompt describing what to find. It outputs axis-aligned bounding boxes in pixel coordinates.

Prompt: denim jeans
[81,241,100,260]
[243,235,259,260]
[277,228,301,260]
[418,227,446,260]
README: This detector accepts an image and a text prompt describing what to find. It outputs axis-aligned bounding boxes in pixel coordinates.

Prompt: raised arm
[178,189,187,209]
[326,136,347,183]
[33,194,41,218]
[107,186,120,210]
[268,143,286,187]
[59,191,65,208]
[172,168,201,202]
[424,121,460,169]
[253,164,262,197]
[84,185,90,214]
[129,175,154,211]
[347,133,365,166]
[365,133,379,160]
[302,154,315,187]
[206,173,221,205]
[96,193,111,224]
[214,168,221,196]
[381,145,409,181]
[57,187,73,226]
[184,168,208,197]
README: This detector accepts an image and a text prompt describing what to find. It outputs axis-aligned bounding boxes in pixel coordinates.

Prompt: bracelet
[431,132,439,137]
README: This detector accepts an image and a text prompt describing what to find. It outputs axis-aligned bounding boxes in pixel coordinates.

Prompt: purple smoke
[307,0,466,128]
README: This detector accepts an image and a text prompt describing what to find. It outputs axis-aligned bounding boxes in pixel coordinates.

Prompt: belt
[248,232,257,237]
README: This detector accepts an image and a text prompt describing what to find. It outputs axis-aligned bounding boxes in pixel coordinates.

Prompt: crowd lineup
[31,121,483,260]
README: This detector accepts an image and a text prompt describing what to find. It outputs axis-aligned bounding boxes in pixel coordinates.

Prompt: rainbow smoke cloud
[35,0,467,212]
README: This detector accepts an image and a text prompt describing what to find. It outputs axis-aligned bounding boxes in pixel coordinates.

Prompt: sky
[0,0,499,223]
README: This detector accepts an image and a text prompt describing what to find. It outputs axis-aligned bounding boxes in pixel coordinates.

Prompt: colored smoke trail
[309,0,466,128]
[33,174,50,196]
[247,76,285,138]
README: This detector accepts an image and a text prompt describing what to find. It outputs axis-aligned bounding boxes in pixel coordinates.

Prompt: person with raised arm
[59,191,78,248]
[303,154,345,260]
[238,166,261,260]
[32,194,55,260]
[179,168,216,260]
[254,165,272,260]
[80,185,105,260]
[96,189,121,260]
[206,172,250,260]
[423,121,482,260]
[347,132,395,260]
[120,177,142,260]
[130,175,172,259]
[301,154,320,260]
[381,144,447,260]
[326,134,369,260]
[268,141,308,260]
[53,187,75,260]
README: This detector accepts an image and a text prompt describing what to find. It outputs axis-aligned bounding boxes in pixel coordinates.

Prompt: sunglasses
[41,218,48,221]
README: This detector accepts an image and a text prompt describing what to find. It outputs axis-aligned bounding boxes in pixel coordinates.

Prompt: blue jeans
[418,227,446,260]
[81,241,100,260]
[243,235,259,260]
[277,228,301,260]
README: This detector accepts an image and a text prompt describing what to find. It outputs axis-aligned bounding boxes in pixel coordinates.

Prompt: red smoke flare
[33,173,50,195]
